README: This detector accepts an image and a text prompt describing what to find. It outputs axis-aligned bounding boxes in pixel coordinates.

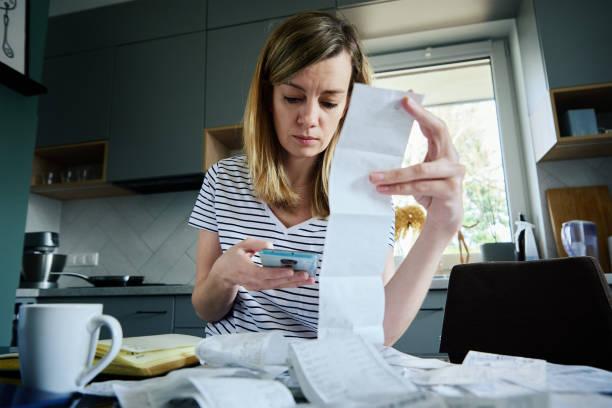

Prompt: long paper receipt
[289,334,420,406]
[319,83,423,344]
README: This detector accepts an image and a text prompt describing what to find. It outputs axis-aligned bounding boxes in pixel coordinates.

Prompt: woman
[189,11,464,345]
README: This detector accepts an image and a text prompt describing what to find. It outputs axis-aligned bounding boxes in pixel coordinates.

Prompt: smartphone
[258,249,319,277]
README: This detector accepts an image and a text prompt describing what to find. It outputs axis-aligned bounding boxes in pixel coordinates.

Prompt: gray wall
[0,0,50,347]
[53,191,199,287]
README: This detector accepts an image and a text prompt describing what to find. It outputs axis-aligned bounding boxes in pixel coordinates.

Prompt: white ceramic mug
[18,303,122,393]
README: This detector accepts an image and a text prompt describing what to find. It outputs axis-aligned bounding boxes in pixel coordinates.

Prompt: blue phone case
[259,249,319,277]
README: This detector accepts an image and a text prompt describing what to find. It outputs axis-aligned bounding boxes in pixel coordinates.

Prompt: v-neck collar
[263,203,317,234]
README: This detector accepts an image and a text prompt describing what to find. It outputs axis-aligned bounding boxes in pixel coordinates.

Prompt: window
[370,41,529,268]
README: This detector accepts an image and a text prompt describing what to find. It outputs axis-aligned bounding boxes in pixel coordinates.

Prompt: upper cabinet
[107,32,206,181]
[534,0,612,89]
[38,0,208,186]
[110,0,206,45]
[518,0,612,162]
[45,0,206,57]
[207,0,335,29]
[336,0,376,8]
[205,1,335,128]
[37,49,113,147]
[206,20,277,128]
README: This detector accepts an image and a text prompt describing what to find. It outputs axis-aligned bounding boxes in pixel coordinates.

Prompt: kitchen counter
[15,284,194,298]
[14,274,612,298]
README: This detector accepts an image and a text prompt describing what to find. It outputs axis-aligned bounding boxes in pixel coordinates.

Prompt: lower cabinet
[39,295,206,339]
[173,295,206,337]
[392,290,447,356]
[36,291,446,349]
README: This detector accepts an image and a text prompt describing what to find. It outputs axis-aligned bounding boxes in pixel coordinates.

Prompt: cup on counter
[18,303,122,394]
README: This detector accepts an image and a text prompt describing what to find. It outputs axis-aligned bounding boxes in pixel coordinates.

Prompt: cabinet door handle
[420,307,444,311]
[135,310,168,315]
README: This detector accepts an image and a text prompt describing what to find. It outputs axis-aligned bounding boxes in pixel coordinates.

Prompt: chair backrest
[440,257,612,371]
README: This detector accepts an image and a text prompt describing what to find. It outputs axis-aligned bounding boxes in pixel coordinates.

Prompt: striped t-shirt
[188,155,393,338]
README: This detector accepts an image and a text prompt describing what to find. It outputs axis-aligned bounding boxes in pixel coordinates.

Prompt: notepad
[95,334,203,377]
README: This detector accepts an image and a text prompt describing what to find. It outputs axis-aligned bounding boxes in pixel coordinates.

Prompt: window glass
[374,59,512,261]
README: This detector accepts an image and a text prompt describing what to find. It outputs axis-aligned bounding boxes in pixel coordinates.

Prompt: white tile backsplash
[26,190,200,287]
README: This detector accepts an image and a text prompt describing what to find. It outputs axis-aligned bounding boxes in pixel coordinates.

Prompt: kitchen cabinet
[110,0,206,46]
[19,289,450,347]
[174,295,206,337]
[540,82,612,161]
[36,49,113,148]
[207,0,334,29]
[336,0,378,8]
[108,32,206,181]
[393,290,447,355]
[534,0,612,89]
[518,0,612,162]
[36,294,205,339]
[205,20,278,128]
[45,6,115,58]
[30,141,131,200]
[203,125,243,170]
[45,0,207,58]
[39,296,175,339]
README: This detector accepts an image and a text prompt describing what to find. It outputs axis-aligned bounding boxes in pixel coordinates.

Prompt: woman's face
[272,51,352,160]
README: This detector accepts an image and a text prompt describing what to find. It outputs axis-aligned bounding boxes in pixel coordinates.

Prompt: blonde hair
[243,11,372,218]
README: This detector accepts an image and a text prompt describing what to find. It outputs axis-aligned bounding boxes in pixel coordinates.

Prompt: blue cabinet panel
[207,0,334,29]
[206,19,278,127]
[535,0,612,88]
[108,32,206,181]
[37,49,113,147]
[393,290,447,355]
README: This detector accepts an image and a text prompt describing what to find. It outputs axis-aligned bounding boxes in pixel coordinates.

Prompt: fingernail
[370,172,384,182]
[377,185,390,192]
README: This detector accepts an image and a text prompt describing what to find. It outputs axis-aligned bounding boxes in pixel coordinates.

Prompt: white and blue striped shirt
[188,155,393,338]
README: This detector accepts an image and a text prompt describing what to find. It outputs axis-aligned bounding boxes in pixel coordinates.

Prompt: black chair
[440,257,612,371]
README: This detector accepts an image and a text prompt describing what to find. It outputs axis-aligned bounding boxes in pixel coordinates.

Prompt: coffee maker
[21,232,66,288]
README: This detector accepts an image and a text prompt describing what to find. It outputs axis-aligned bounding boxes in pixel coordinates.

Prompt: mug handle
[77,314,123,388]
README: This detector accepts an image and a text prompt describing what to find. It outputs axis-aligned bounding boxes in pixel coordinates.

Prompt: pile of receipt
[85,331,612,408]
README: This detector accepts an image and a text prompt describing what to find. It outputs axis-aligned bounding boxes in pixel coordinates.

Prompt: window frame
[368,39,531,239]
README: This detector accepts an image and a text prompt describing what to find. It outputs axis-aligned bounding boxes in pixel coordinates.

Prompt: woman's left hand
[369,96,465,238]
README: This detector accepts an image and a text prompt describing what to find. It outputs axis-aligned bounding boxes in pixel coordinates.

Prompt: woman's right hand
[209,238,315,291]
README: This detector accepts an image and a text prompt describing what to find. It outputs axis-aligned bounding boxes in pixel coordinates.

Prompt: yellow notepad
[0,334,204,378]
[95,334,203,377]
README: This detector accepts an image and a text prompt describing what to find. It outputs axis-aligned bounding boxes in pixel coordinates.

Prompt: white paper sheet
[413,364,548,392]
[462,351,547,390]
[111,366,266,407]
[546,363,612,393]
[85,366,259,397]
[189,377,295,408]
[378,346,451,370]
[549,393,612,408]
[439,392,550,408]
[195,331,289,371]
[288,333,418,406]
[319,83,423,345]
